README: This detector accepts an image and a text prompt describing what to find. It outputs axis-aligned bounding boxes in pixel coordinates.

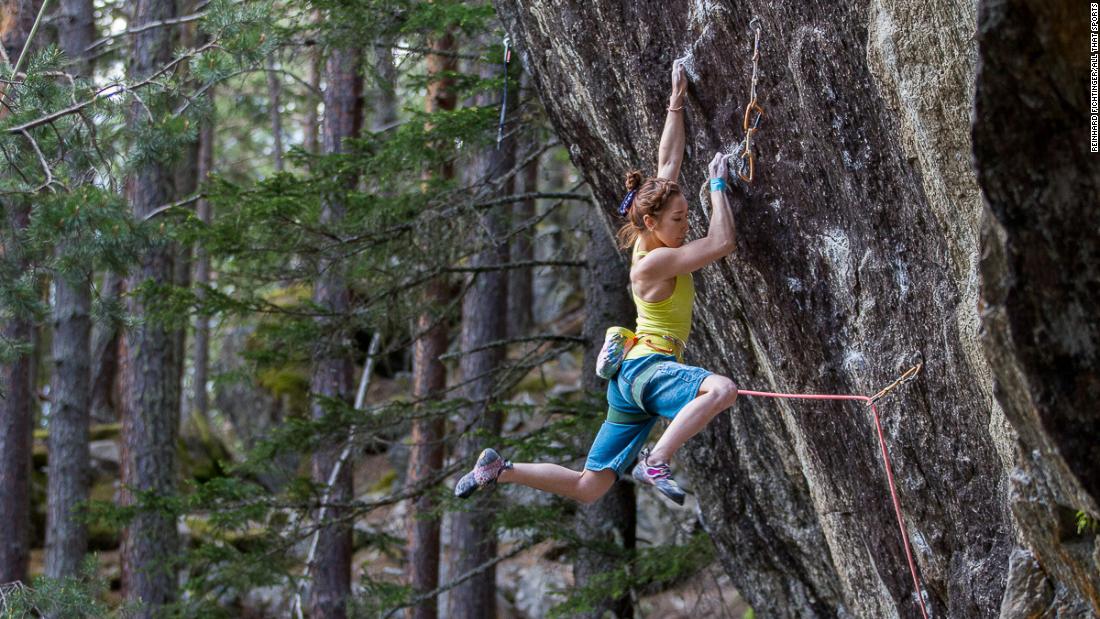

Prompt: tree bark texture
[308,40,363,619]
[46,267,91,581]
[266,55,284,172]
[119,0,182,612]
[404,33,456,619]
[506,141,537,340]
[0,204,34,585]
[90,271,122,425]
[173,2,202,429]
[495,1,1097,617]
[406,282,449,619]
[972,0,1100,614]
[447,43,517,619]
[0,0,39,68]
[191,90,215,425]
[302,10,322,157]
[371,45,399,133]
[55,0,93,77]
[575,206,637,618]
[45,0,95,582]
[0,0,42,586]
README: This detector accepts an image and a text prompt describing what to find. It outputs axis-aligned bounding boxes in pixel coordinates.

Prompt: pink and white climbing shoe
[632,448,686,505]
[454,448,513,499]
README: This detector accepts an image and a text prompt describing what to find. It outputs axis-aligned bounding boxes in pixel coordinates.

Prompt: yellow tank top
[626,240,694,361]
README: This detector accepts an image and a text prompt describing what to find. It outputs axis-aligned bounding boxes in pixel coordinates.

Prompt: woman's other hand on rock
[670,60,687,105]
[708,152,729,181]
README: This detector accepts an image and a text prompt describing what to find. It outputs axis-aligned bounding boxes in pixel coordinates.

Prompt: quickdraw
[496,35,512,150]
[735,18,764,183]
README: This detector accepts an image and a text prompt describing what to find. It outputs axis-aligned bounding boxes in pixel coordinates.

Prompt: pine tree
[45,0,96,583]
[119,0,184,610]
[448,35,517,617]
[0,0,46,586]
[308,20,363,618]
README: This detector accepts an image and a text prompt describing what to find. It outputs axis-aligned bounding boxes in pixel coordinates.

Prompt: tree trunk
[173,0,203,430]
[0,0,40,72]
[302,10,322,156]
[308,38,363,619]
[447,40,516,619]
[192,95,215,425]
[506,126,537,339]
[266,55,284,172]
[573,206,636,618]
[0,0,42,586]
[46,268,91,581]
[90,271,122,425]
[55,0,93,78]
[405,282,449,619]
[404,33,456,619]
[0,204,34,585]
[491,1,1100,616]
[371,45,398,133]
[44,0,96,581]
[119,0,182,611]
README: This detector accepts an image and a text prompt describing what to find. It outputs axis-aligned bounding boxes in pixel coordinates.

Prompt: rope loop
[734,359,930,619]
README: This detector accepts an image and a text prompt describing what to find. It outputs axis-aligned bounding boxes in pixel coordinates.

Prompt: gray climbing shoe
[454,448,512,499]
[632,448,686,505]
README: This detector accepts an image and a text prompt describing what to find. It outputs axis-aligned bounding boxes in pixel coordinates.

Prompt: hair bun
[624,170,643,192]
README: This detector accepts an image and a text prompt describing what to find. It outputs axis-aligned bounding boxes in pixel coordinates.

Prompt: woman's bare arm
[656,61,687,181]
[635,153,737,281]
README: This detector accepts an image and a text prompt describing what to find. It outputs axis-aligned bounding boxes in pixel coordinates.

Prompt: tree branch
[142,193,203,220]
[6,41,217,134]
[443,259,584,274]
[20,129,59,192]
[473,191,590,209]
[82,6,209,55]
[439,335,587,360]
[381,540,539,618]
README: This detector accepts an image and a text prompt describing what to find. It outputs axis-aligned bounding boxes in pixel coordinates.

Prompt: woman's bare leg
[648,374,737,464]
[498,463,616,504]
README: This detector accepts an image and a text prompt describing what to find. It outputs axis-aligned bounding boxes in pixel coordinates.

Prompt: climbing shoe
[454,448,513,499]
[632,448,686,505]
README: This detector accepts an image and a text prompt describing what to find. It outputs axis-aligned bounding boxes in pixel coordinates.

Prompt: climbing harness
[595,327,688,380]
[496,35,512,150]
[736,362,931,619]
[634,332,686,360]
[735,18,764,183]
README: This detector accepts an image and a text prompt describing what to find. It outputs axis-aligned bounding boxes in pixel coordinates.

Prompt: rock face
[493,1,1098,617]
[972,0,1100,615]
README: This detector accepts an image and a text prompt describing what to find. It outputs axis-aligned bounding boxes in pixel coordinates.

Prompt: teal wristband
[709,177,727,192]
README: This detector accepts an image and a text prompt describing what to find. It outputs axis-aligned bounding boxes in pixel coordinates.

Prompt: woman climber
[455,59,740,505]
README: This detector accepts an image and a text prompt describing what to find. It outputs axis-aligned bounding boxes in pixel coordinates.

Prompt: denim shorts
[585,353,712,478]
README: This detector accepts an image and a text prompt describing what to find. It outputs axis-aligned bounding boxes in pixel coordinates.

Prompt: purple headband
[617,190,637,216]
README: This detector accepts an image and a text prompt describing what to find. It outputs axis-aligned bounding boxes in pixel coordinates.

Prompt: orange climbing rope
[735,363,930,619]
